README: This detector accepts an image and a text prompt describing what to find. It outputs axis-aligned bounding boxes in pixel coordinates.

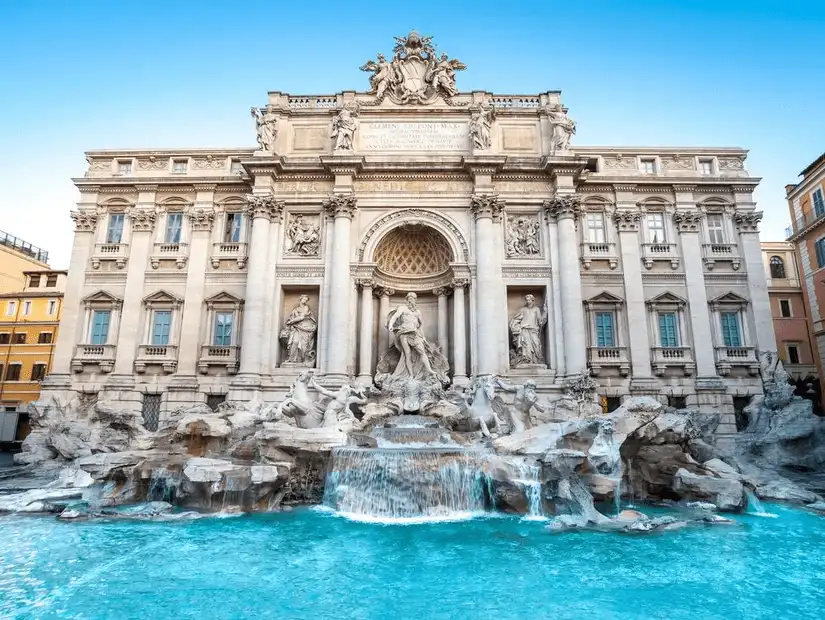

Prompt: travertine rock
[672,468,746,512]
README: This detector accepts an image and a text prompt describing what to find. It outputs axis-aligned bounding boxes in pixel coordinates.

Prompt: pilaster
[324,193,357,379]
[451,278,469,385]
[735,209,774,354]
[357,278,374,385]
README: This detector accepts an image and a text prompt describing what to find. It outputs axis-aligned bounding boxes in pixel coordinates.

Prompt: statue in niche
[251,107,277,152]
[505,216,540,257]
[285,214,320,256]
[547,103,576,154]
[509,294,547,367]
[331,102,359,151]
[469,102,495,150]
[279,295,317,366]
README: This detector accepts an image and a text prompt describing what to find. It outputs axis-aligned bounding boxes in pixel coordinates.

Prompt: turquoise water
[1,505,824,620]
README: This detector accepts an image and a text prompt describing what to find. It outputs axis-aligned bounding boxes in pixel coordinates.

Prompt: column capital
[613,209,642,232]
[128,208,156,232]
[246,194,285,221]
[734,211,762,233]
[356,278,374,289]
[70,210,98,232]
[451,278,470,290]
[323,193,357,219]
[543,194,581,222]
[187,207,215,232]
[470,193,505,221]
[373,286,395,298]
[673,209,703,233]
[433,287,451,297]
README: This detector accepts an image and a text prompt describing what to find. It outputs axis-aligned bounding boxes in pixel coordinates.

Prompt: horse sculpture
[453,376,509,437]
[276,370,325,429]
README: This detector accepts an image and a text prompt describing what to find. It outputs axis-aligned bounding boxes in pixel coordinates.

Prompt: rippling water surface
[1,505,824,620]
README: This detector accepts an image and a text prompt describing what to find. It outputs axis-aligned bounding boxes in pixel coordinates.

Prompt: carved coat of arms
[360,31,466,105]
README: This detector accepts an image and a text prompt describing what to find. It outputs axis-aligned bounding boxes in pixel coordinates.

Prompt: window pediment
[709,292,749,310]
[82,290,123,309]
[143,290,183,308]
[585,291,624,310]
[646,292,687,309]
[204,291,244,309]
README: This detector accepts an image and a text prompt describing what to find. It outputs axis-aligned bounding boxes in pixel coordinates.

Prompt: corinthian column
[470,194,505,376]
[735,211,774,352]
[544,195,587,375]
[375,286,394,356]
[237,194,281,379]
[357,279,374,385]
[324,194,357,379]
[451,278,468,385]
[434,287,450,355]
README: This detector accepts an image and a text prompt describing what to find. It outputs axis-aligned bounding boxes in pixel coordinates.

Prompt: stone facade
[42,32,772,443]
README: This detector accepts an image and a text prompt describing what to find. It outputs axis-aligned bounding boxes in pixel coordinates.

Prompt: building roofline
[22,270,67,276]
[800,152,825,178]
[0,291,65,299]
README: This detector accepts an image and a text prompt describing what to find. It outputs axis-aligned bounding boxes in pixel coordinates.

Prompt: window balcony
[210,242,248,269]
[587,346,630,376]
[198,344,240,374]
[714,345,759,376]
[151,242,188,269]
[651,346,695,376]
[702,243,740,270]
[641,243,680,270]
[135,344,178,374]
[71,344,116,373]
[91,243,129,270]
[580,242,618,270]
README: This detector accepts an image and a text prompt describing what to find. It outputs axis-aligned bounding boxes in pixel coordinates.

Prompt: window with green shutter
[720,312,741,347]
[151,311,171,345]
[595,312,615,347]
[658,312,679,347]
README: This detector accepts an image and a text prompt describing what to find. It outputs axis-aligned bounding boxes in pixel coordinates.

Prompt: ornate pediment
[143,290,184,308]
[646,292,687,307]
[204,291,244,308]
[82,290,123,308]
[709,292,749,309]
[584,291,624,309]
[360,31,466,105]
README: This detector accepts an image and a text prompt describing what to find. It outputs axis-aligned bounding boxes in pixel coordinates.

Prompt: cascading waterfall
[745,489,776,517]
[507,458,544,520]
[323,446,489,521]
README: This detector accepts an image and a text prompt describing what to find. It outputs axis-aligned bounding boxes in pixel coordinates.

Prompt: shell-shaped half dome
[374,225,453,276]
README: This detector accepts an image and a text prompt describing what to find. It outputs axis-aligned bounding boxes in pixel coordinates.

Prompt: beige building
[42,32,773,442]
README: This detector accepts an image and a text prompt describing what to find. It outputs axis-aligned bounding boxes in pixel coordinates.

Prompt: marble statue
[547,104,576,153]
[469,103,494,150]
[494,377,541,434]
[307,376,367,431]
[280,296,317,365]
[505,216,540,257]
[251,107,277,152]
[360,53,394,100]
[450,376,508,437]
[331,102,359,151]
[286,214,320,256]
[277,370,324,428]
[386,292,437,381]
[426,53,463,97]
[509,294,547,367]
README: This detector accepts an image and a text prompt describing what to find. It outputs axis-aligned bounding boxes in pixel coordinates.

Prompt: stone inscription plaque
[359,122,469,151]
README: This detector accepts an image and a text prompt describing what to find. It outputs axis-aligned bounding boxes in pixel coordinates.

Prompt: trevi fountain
[2,31,825,620]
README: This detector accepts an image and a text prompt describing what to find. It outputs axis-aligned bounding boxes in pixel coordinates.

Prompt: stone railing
[491,96,541,109]
[71,344,116,373]
[198,344,240,374]
[587,346,630,376]
[641,243,680,269]
[210,242,248,269]
[580,242,618,270]
[151,242,188,270]
[702,243,740,270]
[91,243,129,270]
[135,344,178,374]
[714,345,758,376]
[288,96,338,109]
[651,346,694,376]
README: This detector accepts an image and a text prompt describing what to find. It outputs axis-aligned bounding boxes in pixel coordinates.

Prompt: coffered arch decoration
[580,194,614,212]
[359,208,469,263]
[637,196,673,213]
[697,196,735,215]
[374,226,453,276]
[158,196,193,211]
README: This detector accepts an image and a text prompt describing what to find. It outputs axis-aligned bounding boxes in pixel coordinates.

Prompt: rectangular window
[107,213,125,244]
[585,213,605,243]
[0,333,8,344]
[172,159,188,174]
[142,394,161,432]
[165,212,183,243]
[117,161,132,175]
[151,311,172,346]
[5,364,21,381]
[45,274,57,287]
[720,312,742,347]
[13,333,26,344]
[206,394,226,412]
[47,300,56,315]
[224,213,244,243]
[640,158,656,174]
[646,213,667,243]
[595,312,615,347]
[31,363,47,381]
[699,159,713,175]
[38,332,53,344]
[787,344,800,365]
[91,310,110,345]
[706,214,726,244]
[658,312,679,347]
[816,238,825,269]
[22,301,31,316]
[779,299,792,318]
[6,301,16,316]
[28,274,40,288]
[213,312,234,345]
[813,188,825,217]
[230,161,243,175]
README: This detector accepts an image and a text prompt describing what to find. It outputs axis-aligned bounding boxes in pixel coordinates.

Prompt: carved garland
[734,211,762,233]
[70,211,98,232]
[358,208,469,262]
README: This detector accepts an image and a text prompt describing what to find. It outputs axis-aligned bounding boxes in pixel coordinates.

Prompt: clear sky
[1,0,823,268]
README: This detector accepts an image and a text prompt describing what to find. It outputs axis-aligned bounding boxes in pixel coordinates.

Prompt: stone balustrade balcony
[71,344,116,373]
[714,345,759,376]
[702,243,740,271]
[641,243,680,270]
[651,346,695,376]
[210,242,248,269]
[90,243,129,270]
[198,345,240,375]
[587,346,630,376]
[579,242,618,270]
[135,344,178,374]
[151,242,188,269]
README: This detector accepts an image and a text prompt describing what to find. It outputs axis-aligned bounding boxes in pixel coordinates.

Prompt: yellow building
[0,229,50,293]
[0,269,66,444]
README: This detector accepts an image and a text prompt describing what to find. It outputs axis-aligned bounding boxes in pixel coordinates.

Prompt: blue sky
[1,1,823,268]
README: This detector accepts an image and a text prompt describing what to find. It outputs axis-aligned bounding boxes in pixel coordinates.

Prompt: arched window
[770,256,786,279]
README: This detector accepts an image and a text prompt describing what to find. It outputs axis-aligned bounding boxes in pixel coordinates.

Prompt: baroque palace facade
[44,33,772,440]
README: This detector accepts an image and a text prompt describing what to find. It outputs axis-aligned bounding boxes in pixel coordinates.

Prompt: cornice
[78,185,100,194]
[357,173,470,181]
[501,266,553,279]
